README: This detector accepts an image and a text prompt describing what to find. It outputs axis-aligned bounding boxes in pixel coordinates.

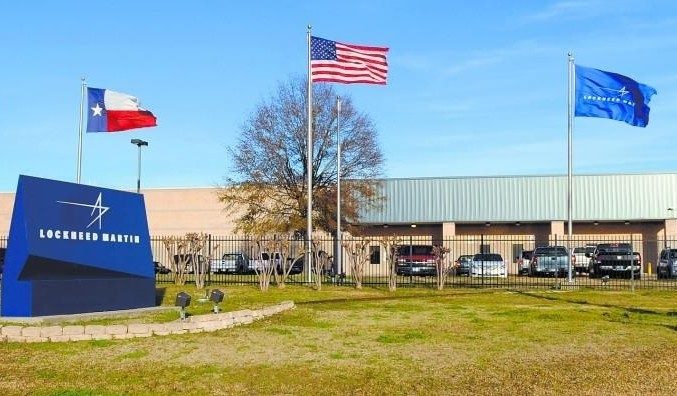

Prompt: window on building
[512,244,524,262]
[370,246,380,264]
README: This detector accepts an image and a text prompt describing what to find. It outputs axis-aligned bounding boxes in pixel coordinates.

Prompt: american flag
[311,36,389,85]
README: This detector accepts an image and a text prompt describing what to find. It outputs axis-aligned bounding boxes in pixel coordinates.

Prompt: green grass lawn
[0,285,675,395]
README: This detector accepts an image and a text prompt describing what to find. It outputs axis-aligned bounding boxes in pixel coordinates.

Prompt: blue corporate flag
[575,65,657,127]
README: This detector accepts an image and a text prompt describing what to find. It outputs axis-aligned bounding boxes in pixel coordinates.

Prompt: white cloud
[394,39,555,77]
[443,54,504,76]
[443,40,555,76]
[392,53,434,72]
[522,0,608,22]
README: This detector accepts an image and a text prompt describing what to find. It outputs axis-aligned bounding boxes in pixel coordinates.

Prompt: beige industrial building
[2,173,677,271]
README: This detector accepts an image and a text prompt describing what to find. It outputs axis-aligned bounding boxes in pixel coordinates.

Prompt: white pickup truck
[211,252,302,275]
[250,252,305,275]
[572,244,596,275]
[249,252,282,273]
[210,253,250,274]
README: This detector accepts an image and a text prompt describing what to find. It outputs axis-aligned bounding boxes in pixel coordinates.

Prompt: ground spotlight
[175,291,191,320]
[209,289,225,314]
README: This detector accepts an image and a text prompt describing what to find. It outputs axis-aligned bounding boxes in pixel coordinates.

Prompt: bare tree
[161,236,189,286]
[253,238,277,292]
[311,240,331,291]
[268,235,292,288]
[342,236,371,289]
[378,235,403,292]
[219,77,384,235]
[433,245,451,291]
[161,234,216,288]
[185,233,218,290]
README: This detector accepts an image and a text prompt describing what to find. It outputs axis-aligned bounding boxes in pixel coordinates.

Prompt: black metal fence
[1,233,675,290]
[151,235,677,291]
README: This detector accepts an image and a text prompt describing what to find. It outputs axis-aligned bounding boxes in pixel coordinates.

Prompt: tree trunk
[388,264,397,292]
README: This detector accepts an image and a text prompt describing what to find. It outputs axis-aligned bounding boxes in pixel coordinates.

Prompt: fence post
[630,233,635,292]
[481,234,484,287]
[409,236,413,284]
[208,233,212,285]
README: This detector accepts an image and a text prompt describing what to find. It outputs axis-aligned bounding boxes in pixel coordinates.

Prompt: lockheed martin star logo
[602,86,630,98]
[57,192,110,230]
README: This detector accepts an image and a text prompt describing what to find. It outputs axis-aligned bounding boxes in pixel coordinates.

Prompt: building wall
[2,182,674,272]
[142,188,236,236]
[358,224,442,241]
[360,173,677,224]
[0,188,237,237]
[0,193,12,234]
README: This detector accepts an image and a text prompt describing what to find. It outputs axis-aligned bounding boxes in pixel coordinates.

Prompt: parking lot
[151,236,677,291]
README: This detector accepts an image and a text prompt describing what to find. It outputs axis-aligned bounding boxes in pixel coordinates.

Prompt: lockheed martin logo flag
[87,88,157,133]
[575,65,657,127]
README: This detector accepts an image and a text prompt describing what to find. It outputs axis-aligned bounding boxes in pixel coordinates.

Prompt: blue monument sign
[1,175,155,317]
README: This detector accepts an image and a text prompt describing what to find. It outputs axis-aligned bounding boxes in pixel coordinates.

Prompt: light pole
[130,139,148,193]
[667,208,674,249]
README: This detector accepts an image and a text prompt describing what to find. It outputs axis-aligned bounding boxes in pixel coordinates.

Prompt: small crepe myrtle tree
[342,236,371,289]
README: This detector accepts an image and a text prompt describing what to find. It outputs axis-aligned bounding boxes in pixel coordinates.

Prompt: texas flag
[87,87,157,132]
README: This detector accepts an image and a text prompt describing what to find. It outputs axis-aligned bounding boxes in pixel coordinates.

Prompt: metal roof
[358,173,677,224]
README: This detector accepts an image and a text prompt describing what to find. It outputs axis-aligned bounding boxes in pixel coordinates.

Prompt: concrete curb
[0,301,295,343]
[0,306,178,325]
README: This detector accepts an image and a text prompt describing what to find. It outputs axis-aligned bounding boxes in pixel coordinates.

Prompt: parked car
[249,252,304,275]
[517,250,534,276]
[530,246,572,277]
[0,247,5,277]
[281,253,308,275]
[588,243,641,279]
[153,261,171,274]
[657,248,677,279]
[173,254,209,274]
[395,245,436,276]
[455,254,473,276]
[248,252,276,274]
[470,253,507,278]
[572,244,596,274]
[210,252,249,274]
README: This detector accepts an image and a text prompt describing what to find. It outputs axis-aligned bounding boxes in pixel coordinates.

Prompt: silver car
[471,253,507,278]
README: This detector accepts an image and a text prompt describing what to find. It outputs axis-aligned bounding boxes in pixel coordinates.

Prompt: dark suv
[283,253,307,275]
[657,248,677,279]
[455,255,473,276]
[0,247,5,277]
[588,243,641,279]
[154,261,171,274]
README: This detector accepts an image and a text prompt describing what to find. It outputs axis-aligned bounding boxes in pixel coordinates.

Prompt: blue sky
[1,1,677,192]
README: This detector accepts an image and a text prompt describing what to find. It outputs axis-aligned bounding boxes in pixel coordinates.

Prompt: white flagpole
[567,52,574,283]
[76,77,87,183]
[306,25,313,282]
[336,96,342,275]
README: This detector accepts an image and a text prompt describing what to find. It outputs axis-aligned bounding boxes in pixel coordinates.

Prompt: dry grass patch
[0,286,675,395]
